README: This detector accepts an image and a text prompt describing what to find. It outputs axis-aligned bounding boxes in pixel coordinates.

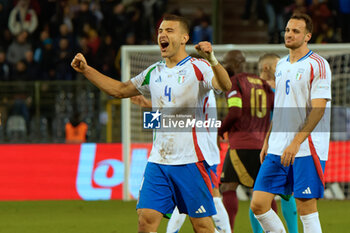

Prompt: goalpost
[121,44,350,201]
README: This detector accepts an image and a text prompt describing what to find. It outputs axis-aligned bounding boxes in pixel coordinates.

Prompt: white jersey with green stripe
[131,56,220,165]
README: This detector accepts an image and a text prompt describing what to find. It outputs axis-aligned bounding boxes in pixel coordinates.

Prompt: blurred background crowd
[0,0,349,144]
[0,0,348,83]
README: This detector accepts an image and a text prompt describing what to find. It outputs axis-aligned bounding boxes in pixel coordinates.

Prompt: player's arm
[261,90,275,163]
[195,42,231,92]
[260,122,272,164]
[218,96,242,138]
[131,95,152,108]
[71,53,140,98]
[281,98,327,167]
[218,106,242,137]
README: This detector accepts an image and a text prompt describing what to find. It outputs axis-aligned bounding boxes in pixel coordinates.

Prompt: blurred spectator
[0,0,11,34]
[8,0,38,36]
[140,0,165,44]
[34,35,56,80]
[191,8,206,33]
[54,23,77,51]
[6,31,32,65]
[309,0,332,37]
[0,29,13,52]
[96,34,117,77]
[24,50,39,80]
[84,24,100,56]
[33,28,49,61]
[241,0,266,24]
[285,0,309,19]
[314,21,337,43]
[115,32,136,79]
[90,0,104,29]
[55,38,74,80]
[105,3,127,49]
[50,1,74,38]
[308,0,340,43]
[7,96,31,137]
[192,16,213,44]
[65,112,88,143]
[126,2,143,45]
[338,0,350,42]
[12,59,28,81]
[0,49,11,81]
[265,0,289,43]
[72,0,97,36]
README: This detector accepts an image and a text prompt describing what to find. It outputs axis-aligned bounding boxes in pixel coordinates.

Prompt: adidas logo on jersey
[302,187,312,194]
[195,205,206,214]
[155,75,162,82]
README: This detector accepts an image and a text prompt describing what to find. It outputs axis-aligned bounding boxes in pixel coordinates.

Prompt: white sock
[166,207,186,233]
[255,208,286,233]
[300,212,322,233]
[212,197,232,233]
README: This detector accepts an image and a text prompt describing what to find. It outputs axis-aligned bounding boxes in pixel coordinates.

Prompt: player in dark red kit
[218,50,275,232]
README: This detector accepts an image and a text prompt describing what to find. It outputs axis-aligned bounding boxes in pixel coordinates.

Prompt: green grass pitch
[0,200,349,232]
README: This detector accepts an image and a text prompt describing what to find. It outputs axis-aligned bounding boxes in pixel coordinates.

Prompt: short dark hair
[290,13,313,33]
[258,53,280,72]
[258,53,280,64]
[162,14,190,34]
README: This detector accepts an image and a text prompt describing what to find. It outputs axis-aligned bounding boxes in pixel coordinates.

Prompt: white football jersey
[267,51,331,161]
[131,56,220,165]
[207,90,220,166]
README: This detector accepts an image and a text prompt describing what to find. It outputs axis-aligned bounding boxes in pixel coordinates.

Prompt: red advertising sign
[0,142,348,200]
[324,141,350,182]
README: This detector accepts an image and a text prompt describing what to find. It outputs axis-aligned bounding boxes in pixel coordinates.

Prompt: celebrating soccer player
[251,13,331,233]
[71,14,231,233]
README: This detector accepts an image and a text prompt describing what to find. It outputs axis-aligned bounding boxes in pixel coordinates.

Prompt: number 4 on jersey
[164,85,172,102]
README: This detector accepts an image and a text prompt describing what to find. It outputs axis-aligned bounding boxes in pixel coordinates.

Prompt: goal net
[121,44,350,201]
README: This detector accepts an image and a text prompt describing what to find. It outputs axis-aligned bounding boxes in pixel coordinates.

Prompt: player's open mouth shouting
[160,40,169,52]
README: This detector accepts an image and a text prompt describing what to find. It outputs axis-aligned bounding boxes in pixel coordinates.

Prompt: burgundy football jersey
[222,72,274,149]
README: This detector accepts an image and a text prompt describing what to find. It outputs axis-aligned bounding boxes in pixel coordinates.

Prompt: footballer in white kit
[250,13,330,233]
[254,50,331,198]
[132,55,222,217]
[71,14,232,232]
[131,56,220,166]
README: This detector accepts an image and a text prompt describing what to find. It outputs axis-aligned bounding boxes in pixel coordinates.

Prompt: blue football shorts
[136,161,217,218]
[210,164,219,189]
[254,154,326,198]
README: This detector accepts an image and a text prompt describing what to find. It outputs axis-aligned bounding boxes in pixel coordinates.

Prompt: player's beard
[285,37,305,50]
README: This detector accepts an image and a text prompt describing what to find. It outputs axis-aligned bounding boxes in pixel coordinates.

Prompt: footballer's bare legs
[137,208,163,232]
[251,191,286,233]
[296,198,322,233]
[295,198,317,215]
[250,191,275,215]
[189,216,215,233]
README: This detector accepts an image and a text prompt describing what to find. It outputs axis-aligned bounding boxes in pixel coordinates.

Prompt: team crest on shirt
[178,75,185,84]
[296,68,305,80]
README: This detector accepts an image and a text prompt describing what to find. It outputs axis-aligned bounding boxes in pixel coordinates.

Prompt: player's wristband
[207,51,218,66]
